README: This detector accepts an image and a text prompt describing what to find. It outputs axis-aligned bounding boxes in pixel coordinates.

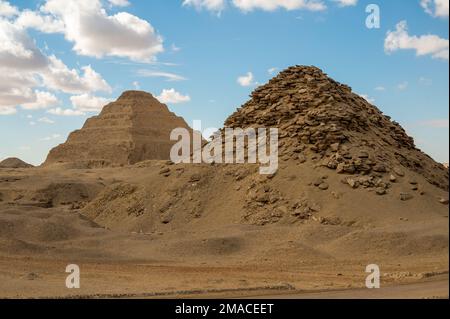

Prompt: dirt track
[242,275,449,299]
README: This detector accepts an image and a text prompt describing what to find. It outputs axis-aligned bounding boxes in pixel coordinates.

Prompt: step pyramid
[44,91,193,167]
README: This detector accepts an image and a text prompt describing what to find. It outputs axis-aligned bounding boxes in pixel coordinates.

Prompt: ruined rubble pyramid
[0,157,33,168]
[44,91,193,167]
[224,66,448,191]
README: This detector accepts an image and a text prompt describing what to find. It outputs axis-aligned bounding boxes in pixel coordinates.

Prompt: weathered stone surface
[44,91,196,167]
[0,157,33,168]
[318,183,329,190]
[222,66,448,191]
[400,193,413,201]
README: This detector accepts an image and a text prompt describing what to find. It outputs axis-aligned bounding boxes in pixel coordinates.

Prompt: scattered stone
[313,178,323,187]
[400,193,413,201]
[298,154,307,163]
[358,151,369,159]
[373,164,387,173]
[318,183,329,190]
[346,178,358,189]
[25,272,40,280]
[189,174,201,183]
[256,193,270,203]
[330,143,340,152]
[336,163,346,174]
[159,168,170,175]
[376,188,387,195]
[393,167,405,177]
[331,191,342,199]
[336,163,356,174]
[389,174,397,183]
[343,153,353,160]
[439,198,449,205]
[319,216,341,225]
[160,215,171,224]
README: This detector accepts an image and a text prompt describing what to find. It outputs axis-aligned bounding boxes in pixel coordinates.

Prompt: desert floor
[0,164,448,298]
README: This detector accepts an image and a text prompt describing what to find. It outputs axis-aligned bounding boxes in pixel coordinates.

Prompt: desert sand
[0,66,448,298]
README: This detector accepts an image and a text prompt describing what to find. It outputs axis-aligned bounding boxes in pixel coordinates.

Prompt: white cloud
[419,77,433,86]
[137,70,187,81]
[16,10,65,33]
[420,0,449,18]
[0,106,16,115]
[0,0,18,17]
[47,107,85,116]
[231,0,326,12]
[419,119,449,128]
[108,0,130,7]
[171,44,181,52]
[183,0,226,12]
[156,89,191,104]
[385,21,449,61]
[0,19,48,70]
[21,90,59,110]
[0,33,42,110]
[42,56,112,94]
[184,0,327,12]
[132,81,140,89]
[40,133,61,141]
[374,86,386,91]
[37,116,55,124]
[0,15,110,115]
[47,94,111,116]
[70,94,112,112]
[268,67,278,75]
[358,93,375,104]
[237,72,256,86]
[40,0,164,62]
[333,0,357,7]
[0,73,40,109]
[397,81,409,90]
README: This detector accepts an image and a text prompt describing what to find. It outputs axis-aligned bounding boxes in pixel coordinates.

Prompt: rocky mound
[43,91,195,167]
[79,66,448,232]
[224,66,448,191]
[0,158,33,169]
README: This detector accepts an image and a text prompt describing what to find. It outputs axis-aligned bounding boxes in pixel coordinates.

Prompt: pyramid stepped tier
[44,91,193,167]
[224,66,448,191]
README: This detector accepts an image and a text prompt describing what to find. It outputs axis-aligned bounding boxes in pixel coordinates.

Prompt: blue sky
[0,0,448,165]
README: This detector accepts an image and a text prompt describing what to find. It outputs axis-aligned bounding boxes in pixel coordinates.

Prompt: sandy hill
[43,91,194,168]
[0,157,33,169]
